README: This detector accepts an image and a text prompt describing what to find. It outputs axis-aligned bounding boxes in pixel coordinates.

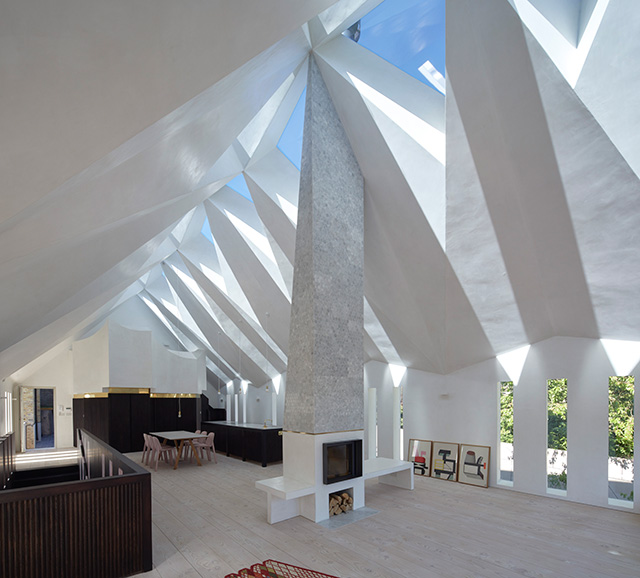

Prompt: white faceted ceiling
[1,0,639,385]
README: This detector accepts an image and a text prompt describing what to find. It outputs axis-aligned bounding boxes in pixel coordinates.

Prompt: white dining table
[149,430,207,470]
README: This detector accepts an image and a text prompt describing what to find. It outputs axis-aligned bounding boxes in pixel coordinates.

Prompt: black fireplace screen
[323,439,363,484]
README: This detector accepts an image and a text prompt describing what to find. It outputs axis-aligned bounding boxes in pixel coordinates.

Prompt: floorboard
[129,452,639,578]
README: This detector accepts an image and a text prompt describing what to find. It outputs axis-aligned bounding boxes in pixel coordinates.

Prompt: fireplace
[323,439,363,485]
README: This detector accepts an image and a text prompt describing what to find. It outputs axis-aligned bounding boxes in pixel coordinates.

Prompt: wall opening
[499,380,514,485]
[608,375,634,507]
[547,378,567,495]
[20,387,56,451]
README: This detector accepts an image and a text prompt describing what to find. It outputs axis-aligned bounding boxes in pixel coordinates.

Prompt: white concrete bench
[363,457,414,489]
[256,458,413,524]
[255,476,316,524]
[255,476,315,500]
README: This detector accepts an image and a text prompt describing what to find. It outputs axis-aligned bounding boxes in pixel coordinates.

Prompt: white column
[242,392,247,423]
[234,394,239,424]
[226,394,232,422]
[367,388,377,459]
[392,387,401,460]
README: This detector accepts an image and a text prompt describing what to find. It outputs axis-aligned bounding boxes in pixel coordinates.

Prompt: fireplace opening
[323,439,363,485]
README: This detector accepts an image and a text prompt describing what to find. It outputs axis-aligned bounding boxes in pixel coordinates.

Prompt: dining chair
[182,430,201,460]
[148,436,176,471]
[142,433,152,465]
[192,432,217,463]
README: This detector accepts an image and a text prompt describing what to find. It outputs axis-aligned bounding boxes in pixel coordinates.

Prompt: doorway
[20,387,55,451]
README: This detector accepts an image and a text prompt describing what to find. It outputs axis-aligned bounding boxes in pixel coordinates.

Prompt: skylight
[277,87,306,170]
[201,216,214,244]
[227,174,253,202]
[357,0,445,88]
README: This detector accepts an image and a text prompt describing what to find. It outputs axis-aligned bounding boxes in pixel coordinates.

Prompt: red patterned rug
[225,559,340,578]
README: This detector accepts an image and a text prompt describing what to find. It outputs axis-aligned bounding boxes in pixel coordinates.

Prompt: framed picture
[458,444,490,487]
[430,441,459,481]
[407,439,432,476]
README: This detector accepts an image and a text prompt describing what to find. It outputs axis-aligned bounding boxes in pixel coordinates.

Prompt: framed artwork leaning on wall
[431,441,459,481]
[407,439,432,475]
[458,444,490,487]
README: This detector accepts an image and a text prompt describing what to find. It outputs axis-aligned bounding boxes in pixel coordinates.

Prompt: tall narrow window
[608,376,634,506]
[499,381,514,485]
[547,378,568,494]
[399,386,404,460]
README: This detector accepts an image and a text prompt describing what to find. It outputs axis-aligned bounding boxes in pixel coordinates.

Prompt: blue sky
[277,87,306,170]
[276,1,445,165]
[201,216,214,243]
[226,174,253,201]
[358,0,446,86]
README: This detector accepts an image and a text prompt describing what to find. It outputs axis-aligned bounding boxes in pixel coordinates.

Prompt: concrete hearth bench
[363,457,414,489]
[256,458,413,524]
[255,476,317,524]
[255,476,316,501]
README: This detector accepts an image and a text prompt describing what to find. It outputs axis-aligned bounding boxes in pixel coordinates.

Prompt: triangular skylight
[497,345,531,385]
[226,174,253,202]
[357,0,445,88]
[201,216,214,244]
[277,87,306,170]
[389,363,407,387]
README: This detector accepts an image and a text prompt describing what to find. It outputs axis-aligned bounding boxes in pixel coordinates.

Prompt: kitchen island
[201,421,282,467]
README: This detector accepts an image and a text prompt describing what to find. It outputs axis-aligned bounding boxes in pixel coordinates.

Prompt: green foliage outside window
[547,378,567,490]
[547,378,568,451]
[500,381,514,444]
[609,375,634,459]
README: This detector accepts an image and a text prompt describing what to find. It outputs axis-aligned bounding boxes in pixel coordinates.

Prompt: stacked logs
[329,491,353,516]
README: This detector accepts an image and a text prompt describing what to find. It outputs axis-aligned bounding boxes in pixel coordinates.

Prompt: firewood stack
[329,491,353,516]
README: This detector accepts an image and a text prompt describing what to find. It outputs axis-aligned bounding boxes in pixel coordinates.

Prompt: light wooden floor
[132,452,639,578]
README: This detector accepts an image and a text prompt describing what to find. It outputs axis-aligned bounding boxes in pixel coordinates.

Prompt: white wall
[514,337,610,505]
[108,323,152,388]
[204,373,287,426]
[108,297,185,350]
[152,341,204,393]
[0,378,13,436]
[7,348,75,448]
[244,374,287,425]
[364,361,400,459]
[73,322,109,393]
[365,336,639,513]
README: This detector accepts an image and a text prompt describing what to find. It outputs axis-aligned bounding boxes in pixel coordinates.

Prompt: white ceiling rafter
[509,0,610,87]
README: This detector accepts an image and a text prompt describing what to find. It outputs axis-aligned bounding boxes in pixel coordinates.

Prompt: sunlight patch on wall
[225,210,278,265]
[389,363,407,387]
[272,374,282,395]
[201,264,228,295]
[348,72,445,164]
[497,344,531,385]
[601,339,640,376]
[277,193,299,224]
